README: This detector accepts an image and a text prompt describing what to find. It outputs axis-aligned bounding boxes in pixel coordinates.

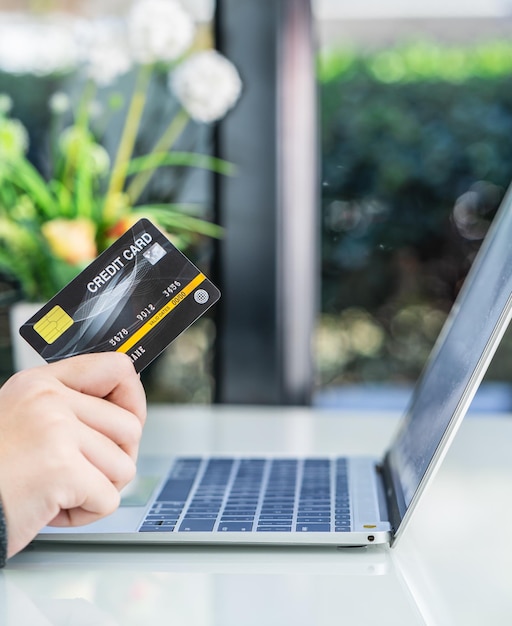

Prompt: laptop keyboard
[139,458,351,533]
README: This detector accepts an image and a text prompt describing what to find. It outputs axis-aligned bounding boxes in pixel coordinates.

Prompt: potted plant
[0,0,242,369]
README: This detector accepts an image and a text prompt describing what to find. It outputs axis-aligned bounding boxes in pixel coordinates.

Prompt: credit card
[19,218,220,372]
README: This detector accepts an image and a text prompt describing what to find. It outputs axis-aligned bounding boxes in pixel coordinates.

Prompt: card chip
[33,306,74,344]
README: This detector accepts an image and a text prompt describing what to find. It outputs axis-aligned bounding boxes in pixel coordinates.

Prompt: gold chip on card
[33,305,74,344]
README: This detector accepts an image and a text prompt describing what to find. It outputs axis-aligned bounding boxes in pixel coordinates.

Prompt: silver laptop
[37,183,512,549]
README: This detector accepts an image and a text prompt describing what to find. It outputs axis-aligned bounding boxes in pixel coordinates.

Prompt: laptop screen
[386,185,512,525]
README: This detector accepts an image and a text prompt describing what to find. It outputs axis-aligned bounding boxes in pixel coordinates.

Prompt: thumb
[45,352,146,422]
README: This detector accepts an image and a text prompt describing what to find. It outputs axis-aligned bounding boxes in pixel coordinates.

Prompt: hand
[0,352,147,559]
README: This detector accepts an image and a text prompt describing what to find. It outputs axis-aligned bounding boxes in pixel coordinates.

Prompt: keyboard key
[260,518,292,525]
[223,509,257,517]
[144,520,179,527]
[299,504,331,513]
[156,479,195,503]
[297,517,331,524]
[218,522,253,532]
[335,521,351,528]
[296,524,331,532]
[297,510,331,516]
[179,519,216,532]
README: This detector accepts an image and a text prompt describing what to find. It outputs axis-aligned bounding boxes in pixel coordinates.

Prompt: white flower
[0,94,13,115]
[85,20,132,86]
[49,92,70,115]
[0,117,29,160]
[59,127,110,176]
[0,15,80,75]
[128,0,195,65]
[170,50,242,123]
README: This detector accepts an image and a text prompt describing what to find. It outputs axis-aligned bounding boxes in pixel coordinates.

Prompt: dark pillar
[214,0,318,405]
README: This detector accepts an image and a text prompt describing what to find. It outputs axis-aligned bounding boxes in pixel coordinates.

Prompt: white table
[3,405,512,625]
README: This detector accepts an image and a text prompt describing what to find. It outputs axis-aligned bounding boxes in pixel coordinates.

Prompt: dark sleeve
[0,496,6,568]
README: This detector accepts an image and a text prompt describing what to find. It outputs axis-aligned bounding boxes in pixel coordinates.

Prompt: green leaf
[47,179,73,217]
[127,151,236,177]
[4,159,57,218]
[0,179,18,208]
[132,204,224,238]
[0,217,61,299]
[74,144,94,219]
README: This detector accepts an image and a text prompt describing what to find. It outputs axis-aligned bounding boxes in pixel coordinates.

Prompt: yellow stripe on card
[116,273,206,355]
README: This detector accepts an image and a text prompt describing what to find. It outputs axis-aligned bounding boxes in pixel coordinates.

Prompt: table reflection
[2,543,434,625]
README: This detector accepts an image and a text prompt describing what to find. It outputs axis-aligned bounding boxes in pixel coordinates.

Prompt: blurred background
[1,0,512,411]
[315,0,512,411]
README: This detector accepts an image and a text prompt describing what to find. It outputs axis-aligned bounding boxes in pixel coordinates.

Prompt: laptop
[36,183,512,549]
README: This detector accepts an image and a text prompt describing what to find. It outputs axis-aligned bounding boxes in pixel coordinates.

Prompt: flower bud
[170,50,242,123]
[42,218,97,265]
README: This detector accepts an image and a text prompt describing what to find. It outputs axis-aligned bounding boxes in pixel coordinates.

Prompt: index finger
[46,352,147,425]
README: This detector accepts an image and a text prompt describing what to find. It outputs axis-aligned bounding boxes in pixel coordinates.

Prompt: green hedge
[318,40,512,84]
[319,40,512,313]
[317,40,512,385]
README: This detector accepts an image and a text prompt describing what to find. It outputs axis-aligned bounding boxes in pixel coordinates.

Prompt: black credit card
[19,219,220,372]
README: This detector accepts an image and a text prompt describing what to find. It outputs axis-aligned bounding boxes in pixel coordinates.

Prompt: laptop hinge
[377,452,407,538]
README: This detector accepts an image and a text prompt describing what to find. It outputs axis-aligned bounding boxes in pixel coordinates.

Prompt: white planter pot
[9,302,46,371]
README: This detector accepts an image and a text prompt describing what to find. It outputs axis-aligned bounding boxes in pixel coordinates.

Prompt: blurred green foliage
[318,40,512,84]
[317,39,512,387]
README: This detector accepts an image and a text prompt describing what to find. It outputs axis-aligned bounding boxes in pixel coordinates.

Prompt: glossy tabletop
[3,405,512,625]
